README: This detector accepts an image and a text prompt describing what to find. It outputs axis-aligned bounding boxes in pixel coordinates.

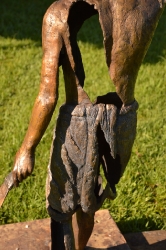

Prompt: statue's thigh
[110,0,162,82]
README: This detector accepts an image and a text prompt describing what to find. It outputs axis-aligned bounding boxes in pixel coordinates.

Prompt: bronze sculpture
[1,0,165,249]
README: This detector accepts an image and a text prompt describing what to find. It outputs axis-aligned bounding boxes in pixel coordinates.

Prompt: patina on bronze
[0,172,14,207]
[1,0,164,249]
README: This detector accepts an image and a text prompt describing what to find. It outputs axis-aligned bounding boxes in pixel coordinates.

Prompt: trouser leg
[63,218,75,250]
[51,218,65,250]
[51,218,75,250]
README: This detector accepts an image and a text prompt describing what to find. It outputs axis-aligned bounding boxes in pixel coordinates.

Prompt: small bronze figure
[3,0,164,249]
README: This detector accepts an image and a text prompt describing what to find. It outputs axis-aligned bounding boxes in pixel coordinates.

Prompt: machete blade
[0,172,14,208]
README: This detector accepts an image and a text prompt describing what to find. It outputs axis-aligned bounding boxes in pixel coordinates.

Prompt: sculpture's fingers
[12,171,20,187]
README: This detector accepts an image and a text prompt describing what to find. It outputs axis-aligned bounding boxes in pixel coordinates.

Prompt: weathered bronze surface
[0,172,14,207]
[5,0,165,249]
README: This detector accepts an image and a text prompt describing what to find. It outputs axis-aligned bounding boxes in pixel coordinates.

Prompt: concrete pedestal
[124,230,166,250]
[0,210,130,250]
[0,210,166,250]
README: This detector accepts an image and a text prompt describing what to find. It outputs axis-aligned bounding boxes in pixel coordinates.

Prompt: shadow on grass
[0,0,103,48]
[144,8,166,64]
[117,215,164,234]
[0,0,166,62]
[0,0,54,43]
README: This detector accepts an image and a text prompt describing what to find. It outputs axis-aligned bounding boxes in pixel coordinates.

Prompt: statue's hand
[12,148,35,186]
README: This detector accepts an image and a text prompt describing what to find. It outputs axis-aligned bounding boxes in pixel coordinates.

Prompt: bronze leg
[72,208,94,250]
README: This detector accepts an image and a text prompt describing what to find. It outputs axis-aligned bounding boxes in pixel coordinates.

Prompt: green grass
[0,1,166,233]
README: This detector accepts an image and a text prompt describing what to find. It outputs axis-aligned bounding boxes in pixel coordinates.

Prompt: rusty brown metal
[0,172,14,208]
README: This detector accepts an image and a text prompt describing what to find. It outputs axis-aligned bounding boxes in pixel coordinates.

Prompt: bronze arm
[13,6,63,184]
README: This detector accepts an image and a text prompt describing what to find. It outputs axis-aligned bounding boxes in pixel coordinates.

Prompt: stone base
[0,217,50,250]
[86,210,130,250]
[0,210,130,250]
[1,209,166,250]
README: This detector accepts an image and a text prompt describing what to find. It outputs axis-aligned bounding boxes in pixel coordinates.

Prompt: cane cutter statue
[0,0,165,249]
